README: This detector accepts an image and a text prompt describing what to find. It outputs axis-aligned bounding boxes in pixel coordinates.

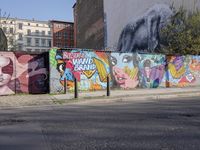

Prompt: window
[26,48,32,52]
[36,24,39,27]
[48,31,51,35]
[27,29,31,35]
[64,44,69,48]
[42,31,45,36]
[35,30,39,35]
[18,33,23,40]
[55,32,60,37]
[18,23,23,30]
[27,38,32,46]
[35,49,40,51]
[55,32,62,39]
[70,34,74,40]
[35,38,40,46]
[64,32,68,39]
[48,40,52,47]
[56,43,62,47]
[9,28,14,34]
[28,23,30,26]
[18,44,23,50]
[41,39,46,46]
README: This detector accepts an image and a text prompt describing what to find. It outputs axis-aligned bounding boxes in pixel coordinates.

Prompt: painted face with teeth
[110,53,138,89]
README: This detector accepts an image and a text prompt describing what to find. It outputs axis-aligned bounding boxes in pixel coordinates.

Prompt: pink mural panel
[0,52,15,95]
[0,52,48,95]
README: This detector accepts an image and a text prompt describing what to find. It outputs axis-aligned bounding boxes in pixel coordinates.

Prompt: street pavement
[0,96,199,150]
[0,87,200,108]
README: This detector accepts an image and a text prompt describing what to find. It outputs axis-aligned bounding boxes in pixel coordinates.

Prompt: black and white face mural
[103,0,178,53]
[117,4,173,53]
[104,0,200,54]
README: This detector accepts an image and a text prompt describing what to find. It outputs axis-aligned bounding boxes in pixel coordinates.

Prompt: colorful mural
[15,53,49,94]
[49,49,200,94]
[49,48,63,93]
[166,56,195,87]
[189,56,200,77]
[51,49,110,92]
[110,53,139,89]
[0,52,15,95]
[137,54,166,88]
[188,56,200,86]
[0,52,48,95]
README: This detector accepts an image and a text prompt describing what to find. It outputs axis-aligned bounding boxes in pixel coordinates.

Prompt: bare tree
[0,9,17,51]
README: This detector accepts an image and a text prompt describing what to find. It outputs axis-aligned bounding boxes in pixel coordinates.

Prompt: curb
[52,91,200,105]
[0,89,199,109]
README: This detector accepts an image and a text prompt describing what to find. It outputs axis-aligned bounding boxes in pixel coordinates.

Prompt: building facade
[0,18,52,52]
[50,20,74,48]
[73,0,104,50]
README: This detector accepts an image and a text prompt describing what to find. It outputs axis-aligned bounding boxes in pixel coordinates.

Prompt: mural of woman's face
[110,53,138,88]
[0,56,12,86]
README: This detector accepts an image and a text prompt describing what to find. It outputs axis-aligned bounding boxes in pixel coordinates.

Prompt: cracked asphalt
[0,96,200,150]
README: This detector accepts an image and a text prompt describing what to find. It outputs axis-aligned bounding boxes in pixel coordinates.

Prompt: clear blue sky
[0,0,76,22]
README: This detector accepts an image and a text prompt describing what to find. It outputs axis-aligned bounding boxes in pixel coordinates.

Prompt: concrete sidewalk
[0,87,200,108]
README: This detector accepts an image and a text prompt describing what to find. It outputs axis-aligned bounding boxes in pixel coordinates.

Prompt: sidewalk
[0,87,200,108]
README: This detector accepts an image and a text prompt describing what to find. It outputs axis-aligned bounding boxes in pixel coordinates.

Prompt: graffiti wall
[188,56,200,86]
[0,52,15,95]
[166,55,200,87]
[0,52,48,95]
[49,48,200,94]
[137,54,166,88]
[110,53,139,89]
[50,49,110,93]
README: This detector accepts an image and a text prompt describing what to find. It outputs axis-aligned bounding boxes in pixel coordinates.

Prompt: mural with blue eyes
[137,54,166,88]
[110,53,139,89]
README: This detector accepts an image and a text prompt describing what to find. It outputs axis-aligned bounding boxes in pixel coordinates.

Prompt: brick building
[50,20,74,48]
[73,0,104,50]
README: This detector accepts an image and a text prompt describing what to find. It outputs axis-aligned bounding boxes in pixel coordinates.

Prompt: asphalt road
[0,97,200,150]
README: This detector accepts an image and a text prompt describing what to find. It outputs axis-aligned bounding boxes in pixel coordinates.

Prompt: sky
[0,0,76,22]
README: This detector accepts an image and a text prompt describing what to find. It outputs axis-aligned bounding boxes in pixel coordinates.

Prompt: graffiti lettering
[53,50,110,92]
[63,52,84,59]
[73,58,96,71]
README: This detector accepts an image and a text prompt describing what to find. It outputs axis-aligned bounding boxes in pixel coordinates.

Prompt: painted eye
[110,56,117,66]
[122,55,132,63]
[58,64,64,72]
